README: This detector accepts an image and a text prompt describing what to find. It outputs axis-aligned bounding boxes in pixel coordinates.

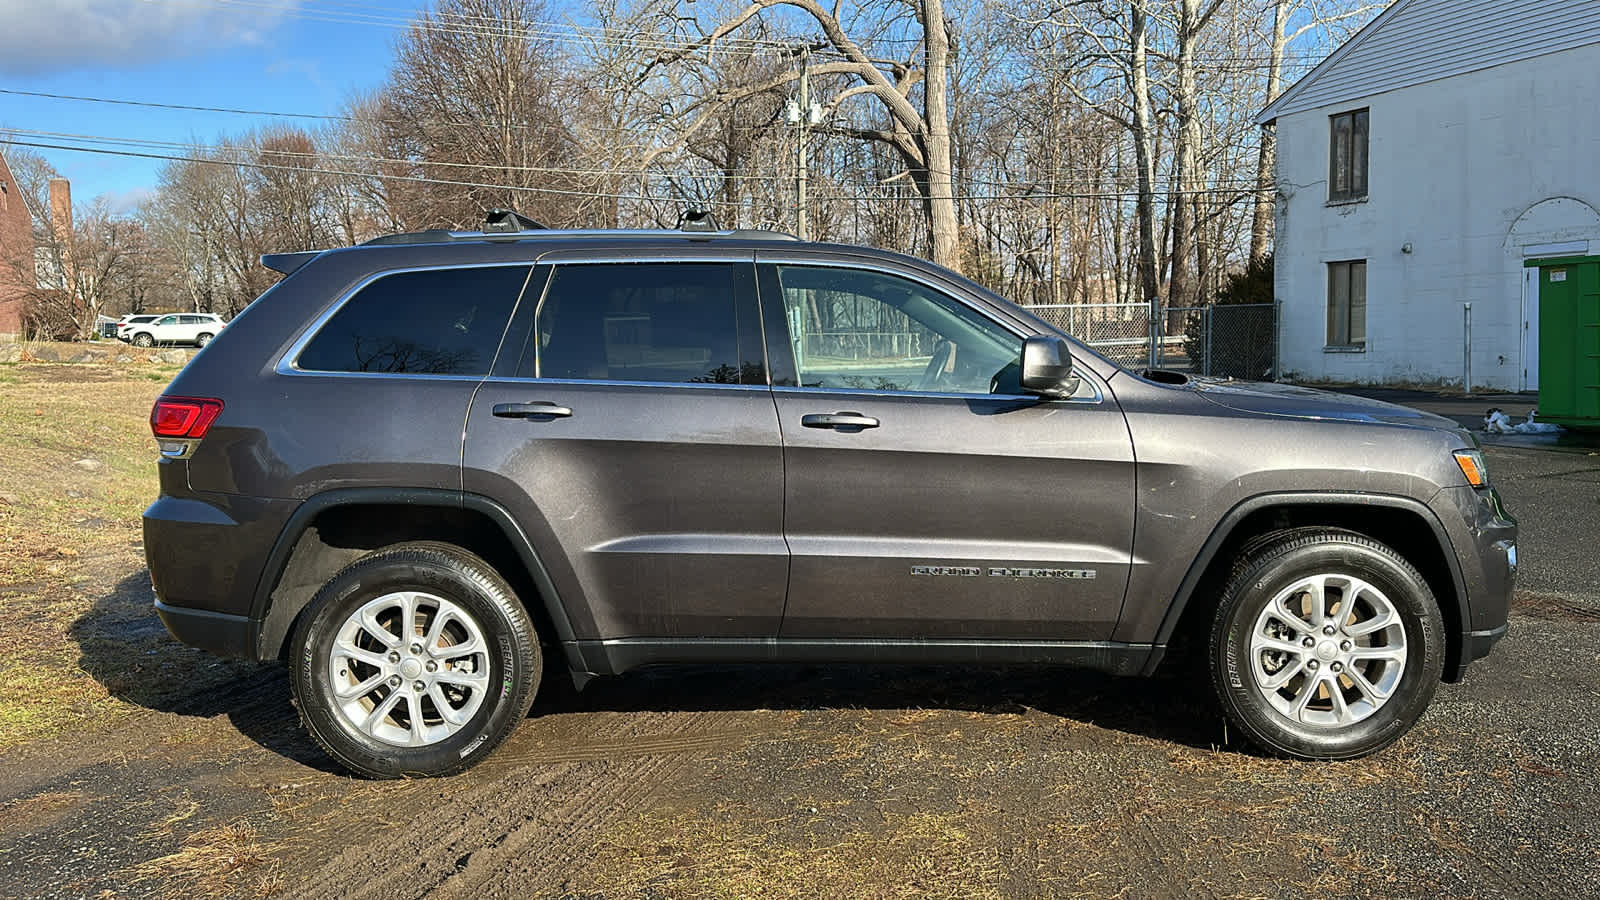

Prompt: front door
[758,261,1137,641]
[464,258,787,641]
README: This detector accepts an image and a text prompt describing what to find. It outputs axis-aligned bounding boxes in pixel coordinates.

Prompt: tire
[290,541,542,778]
[1209,529,1445,760]
[133,332,154,348]
[196,332,213,347]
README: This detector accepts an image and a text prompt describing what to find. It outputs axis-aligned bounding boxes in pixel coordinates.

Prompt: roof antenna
[483,208,547,233]
[677,209,720,232]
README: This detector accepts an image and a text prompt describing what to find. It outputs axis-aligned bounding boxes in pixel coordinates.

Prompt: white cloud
[99,185,155,215]
[0,0,302,75]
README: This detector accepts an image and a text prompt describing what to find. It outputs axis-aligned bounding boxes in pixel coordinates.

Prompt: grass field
[0,357,253,748]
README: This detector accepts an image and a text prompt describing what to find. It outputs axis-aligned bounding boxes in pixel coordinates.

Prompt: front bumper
[1432,485,1516,680]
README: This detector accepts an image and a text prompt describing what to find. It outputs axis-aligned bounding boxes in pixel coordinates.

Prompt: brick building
[0,151,35,339]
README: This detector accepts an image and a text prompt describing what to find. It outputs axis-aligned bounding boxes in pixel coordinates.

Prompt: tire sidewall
[292,550,538,778]
[1214,538,1445,759]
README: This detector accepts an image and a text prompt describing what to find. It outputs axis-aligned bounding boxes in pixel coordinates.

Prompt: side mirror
[1019,335,1077,398]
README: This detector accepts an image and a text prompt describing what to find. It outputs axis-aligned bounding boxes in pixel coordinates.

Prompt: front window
[1329,108,1369,202]
[1327,260,1367,348]
[772,265,1021,395]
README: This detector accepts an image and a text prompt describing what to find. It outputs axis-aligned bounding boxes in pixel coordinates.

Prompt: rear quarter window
[296,266,532,375]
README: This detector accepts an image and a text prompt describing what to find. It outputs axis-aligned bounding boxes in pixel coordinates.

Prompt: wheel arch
[1150,492,1468,681]
[249,488,583,672]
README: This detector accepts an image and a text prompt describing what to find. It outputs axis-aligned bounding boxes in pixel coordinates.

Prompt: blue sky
[0,0,436,211]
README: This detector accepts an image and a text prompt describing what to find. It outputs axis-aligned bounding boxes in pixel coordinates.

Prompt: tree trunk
[1168,0,1205,309]
[921,0,960,271]
[1250,0,1290,263]
[1130,1,1162,367]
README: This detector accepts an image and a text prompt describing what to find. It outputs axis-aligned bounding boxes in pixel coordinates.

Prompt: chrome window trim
[772,380,1104,405]
[756,256,1106,405]
[479,376,770,392]
[275,261,538,378]
[532,251,757,265]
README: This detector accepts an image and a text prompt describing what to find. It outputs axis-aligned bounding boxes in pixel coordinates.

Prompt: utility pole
[786,52,823,241]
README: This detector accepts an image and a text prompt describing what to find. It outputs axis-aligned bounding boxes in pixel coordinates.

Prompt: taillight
[151,396,224,439]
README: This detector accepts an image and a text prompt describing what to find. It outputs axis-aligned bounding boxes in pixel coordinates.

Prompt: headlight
[1453,449,1489,487]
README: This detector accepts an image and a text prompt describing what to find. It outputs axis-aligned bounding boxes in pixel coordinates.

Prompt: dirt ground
[0,360,1597,899]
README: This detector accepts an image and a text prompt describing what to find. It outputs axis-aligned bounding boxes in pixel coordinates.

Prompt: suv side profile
[116,314,160,343]
[144,214,1515,778]
[128,313,226,347]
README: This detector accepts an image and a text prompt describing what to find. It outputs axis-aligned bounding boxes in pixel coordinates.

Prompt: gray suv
[144,213,1515,778]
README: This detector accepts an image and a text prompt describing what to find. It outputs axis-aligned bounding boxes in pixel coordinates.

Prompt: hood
[1190,379,1461,429]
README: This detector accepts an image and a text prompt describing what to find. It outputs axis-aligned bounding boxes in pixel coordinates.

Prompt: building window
[1329,108,1369,202]
[1327,260,1367,348]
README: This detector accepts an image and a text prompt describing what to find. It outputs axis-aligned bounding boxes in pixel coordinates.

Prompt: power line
[144,0,1342,69]
[1,135,1270,203]
[0,87,352,122]
[2,126,1269,192]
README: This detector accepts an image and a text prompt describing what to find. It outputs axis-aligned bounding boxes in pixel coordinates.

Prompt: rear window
[297,266,531,375]
[523,262,747,384]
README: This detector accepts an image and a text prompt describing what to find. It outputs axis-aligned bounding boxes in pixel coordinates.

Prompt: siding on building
[1260,0,1600,124]
[0,152,35,338]
[1271,40,1600,390]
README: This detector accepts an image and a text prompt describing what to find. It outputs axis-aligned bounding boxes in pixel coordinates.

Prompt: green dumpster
[1528,255,1600,429]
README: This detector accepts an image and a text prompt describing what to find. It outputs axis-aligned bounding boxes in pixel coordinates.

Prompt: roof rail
[484,208,547,232]
[355,207,801,246]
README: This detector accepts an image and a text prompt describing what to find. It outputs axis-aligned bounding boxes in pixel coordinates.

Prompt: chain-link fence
[1027,302,1277,379]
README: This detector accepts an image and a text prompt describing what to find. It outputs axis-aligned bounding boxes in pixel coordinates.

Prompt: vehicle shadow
[72,570,1237,769]
[68,570,342,774]
[539,656,1235,755]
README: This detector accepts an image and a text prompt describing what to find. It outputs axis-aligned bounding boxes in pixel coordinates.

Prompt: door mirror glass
[1019,336,1077,398]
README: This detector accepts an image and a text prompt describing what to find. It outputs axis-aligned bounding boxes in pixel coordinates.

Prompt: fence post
[1462,302,1473,398]
[1148,304,1160,371]
[1273,300,1282,382]
[1203,306,1213,377]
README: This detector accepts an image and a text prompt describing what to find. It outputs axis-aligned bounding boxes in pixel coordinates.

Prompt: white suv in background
[126,313,227,348]
[116,315,160,343]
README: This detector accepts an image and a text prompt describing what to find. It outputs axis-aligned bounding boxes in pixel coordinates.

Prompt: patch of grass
[582,807,1007,899]
[125,821,283,899]
[0,368,175,748]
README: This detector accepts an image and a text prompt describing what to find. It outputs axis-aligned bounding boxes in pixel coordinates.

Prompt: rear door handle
[800,412,879,430]
[493,401,573,419]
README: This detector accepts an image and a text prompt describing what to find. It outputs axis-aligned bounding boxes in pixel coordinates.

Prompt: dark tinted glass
[527,263,747,384]
[298,266,530,375]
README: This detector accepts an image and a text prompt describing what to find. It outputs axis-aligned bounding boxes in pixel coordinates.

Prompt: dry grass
[0,360,180,747]
[124,821,283,898]
[583,806,1009,899]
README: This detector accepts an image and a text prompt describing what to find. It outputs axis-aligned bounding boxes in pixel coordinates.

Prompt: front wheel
[290,542,541,778]
[132,332,154,347]
[1209,530,1445,760]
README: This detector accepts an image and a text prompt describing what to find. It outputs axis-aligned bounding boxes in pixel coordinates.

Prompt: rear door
[758,257,1137,640]
[463,255,787,642]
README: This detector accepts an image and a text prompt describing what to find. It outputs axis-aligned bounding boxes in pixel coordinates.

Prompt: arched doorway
[1506,197,1600,391]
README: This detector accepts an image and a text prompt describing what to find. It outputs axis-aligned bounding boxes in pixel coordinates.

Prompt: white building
[1259,0,1600,391]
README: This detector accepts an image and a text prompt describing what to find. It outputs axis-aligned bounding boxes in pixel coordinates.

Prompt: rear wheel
[1209,530,1444,760]
[132,332,154,347]
[290,542,541,778]
[195,332,213,347]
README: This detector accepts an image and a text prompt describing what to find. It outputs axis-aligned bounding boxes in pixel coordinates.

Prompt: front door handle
[800,412,879,430]
[493,401,573,419]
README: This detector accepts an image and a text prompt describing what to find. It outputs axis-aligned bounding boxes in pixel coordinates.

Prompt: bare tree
[1249,0,1385,261]
[376,0,583,228]
[655,0,964,269]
